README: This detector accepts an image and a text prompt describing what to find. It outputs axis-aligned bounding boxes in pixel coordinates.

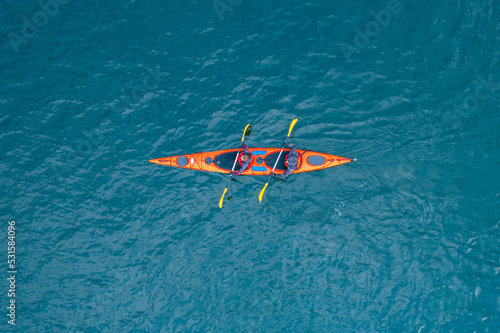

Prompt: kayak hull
[149,148,351,175]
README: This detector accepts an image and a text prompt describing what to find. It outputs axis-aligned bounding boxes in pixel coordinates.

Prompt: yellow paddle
[218,123,252,208]
[258,119,298,203]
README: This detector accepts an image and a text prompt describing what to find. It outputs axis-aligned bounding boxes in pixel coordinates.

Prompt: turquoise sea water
[1,0,499,332]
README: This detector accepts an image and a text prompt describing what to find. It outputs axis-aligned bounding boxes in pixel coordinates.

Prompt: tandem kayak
[149,148,351,175]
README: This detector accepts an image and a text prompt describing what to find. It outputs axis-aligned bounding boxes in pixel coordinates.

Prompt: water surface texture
[1,0,499,332]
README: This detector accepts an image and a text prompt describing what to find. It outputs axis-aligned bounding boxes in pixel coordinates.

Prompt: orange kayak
[149,148,351,175]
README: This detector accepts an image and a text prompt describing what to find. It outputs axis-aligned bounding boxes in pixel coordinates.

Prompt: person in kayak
[272,143,298,179]
[233,145,253,176]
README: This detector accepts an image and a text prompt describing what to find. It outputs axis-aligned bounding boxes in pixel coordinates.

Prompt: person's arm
[235,145,251,175]
[273,168,293,179]
[287,147,298,169]
[273,147,298,179]
[236,161,250,175]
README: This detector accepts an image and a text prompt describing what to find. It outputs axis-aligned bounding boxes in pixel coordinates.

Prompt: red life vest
[285,153,289,168]
[237,152,244,166]
[237,153,253,168]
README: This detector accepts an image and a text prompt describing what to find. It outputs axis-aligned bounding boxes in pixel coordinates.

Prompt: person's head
[242,153,252,162]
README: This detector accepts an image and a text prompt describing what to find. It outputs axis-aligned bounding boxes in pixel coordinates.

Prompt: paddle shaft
[265,138,290,183]
[219,123,251,208]
[228,123,251,180]
[224,146,243,188]
[230,147,243,173]
[258,119,298,203]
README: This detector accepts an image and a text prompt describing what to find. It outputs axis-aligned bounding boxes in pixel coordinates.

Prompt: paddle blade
[287,119,298,137]
[219,188,228,208]
[242,123,251,141]
[258,182,269,202]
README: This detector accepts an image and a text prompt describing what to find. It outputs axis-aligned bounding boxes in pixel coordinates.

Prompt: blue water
[1,0,499,332]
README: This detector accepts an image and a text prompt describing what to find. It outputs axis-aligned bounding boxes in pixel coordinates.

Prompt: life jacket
[285,153,289,168]
[237,152,253,168]
[237,152,244,166]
